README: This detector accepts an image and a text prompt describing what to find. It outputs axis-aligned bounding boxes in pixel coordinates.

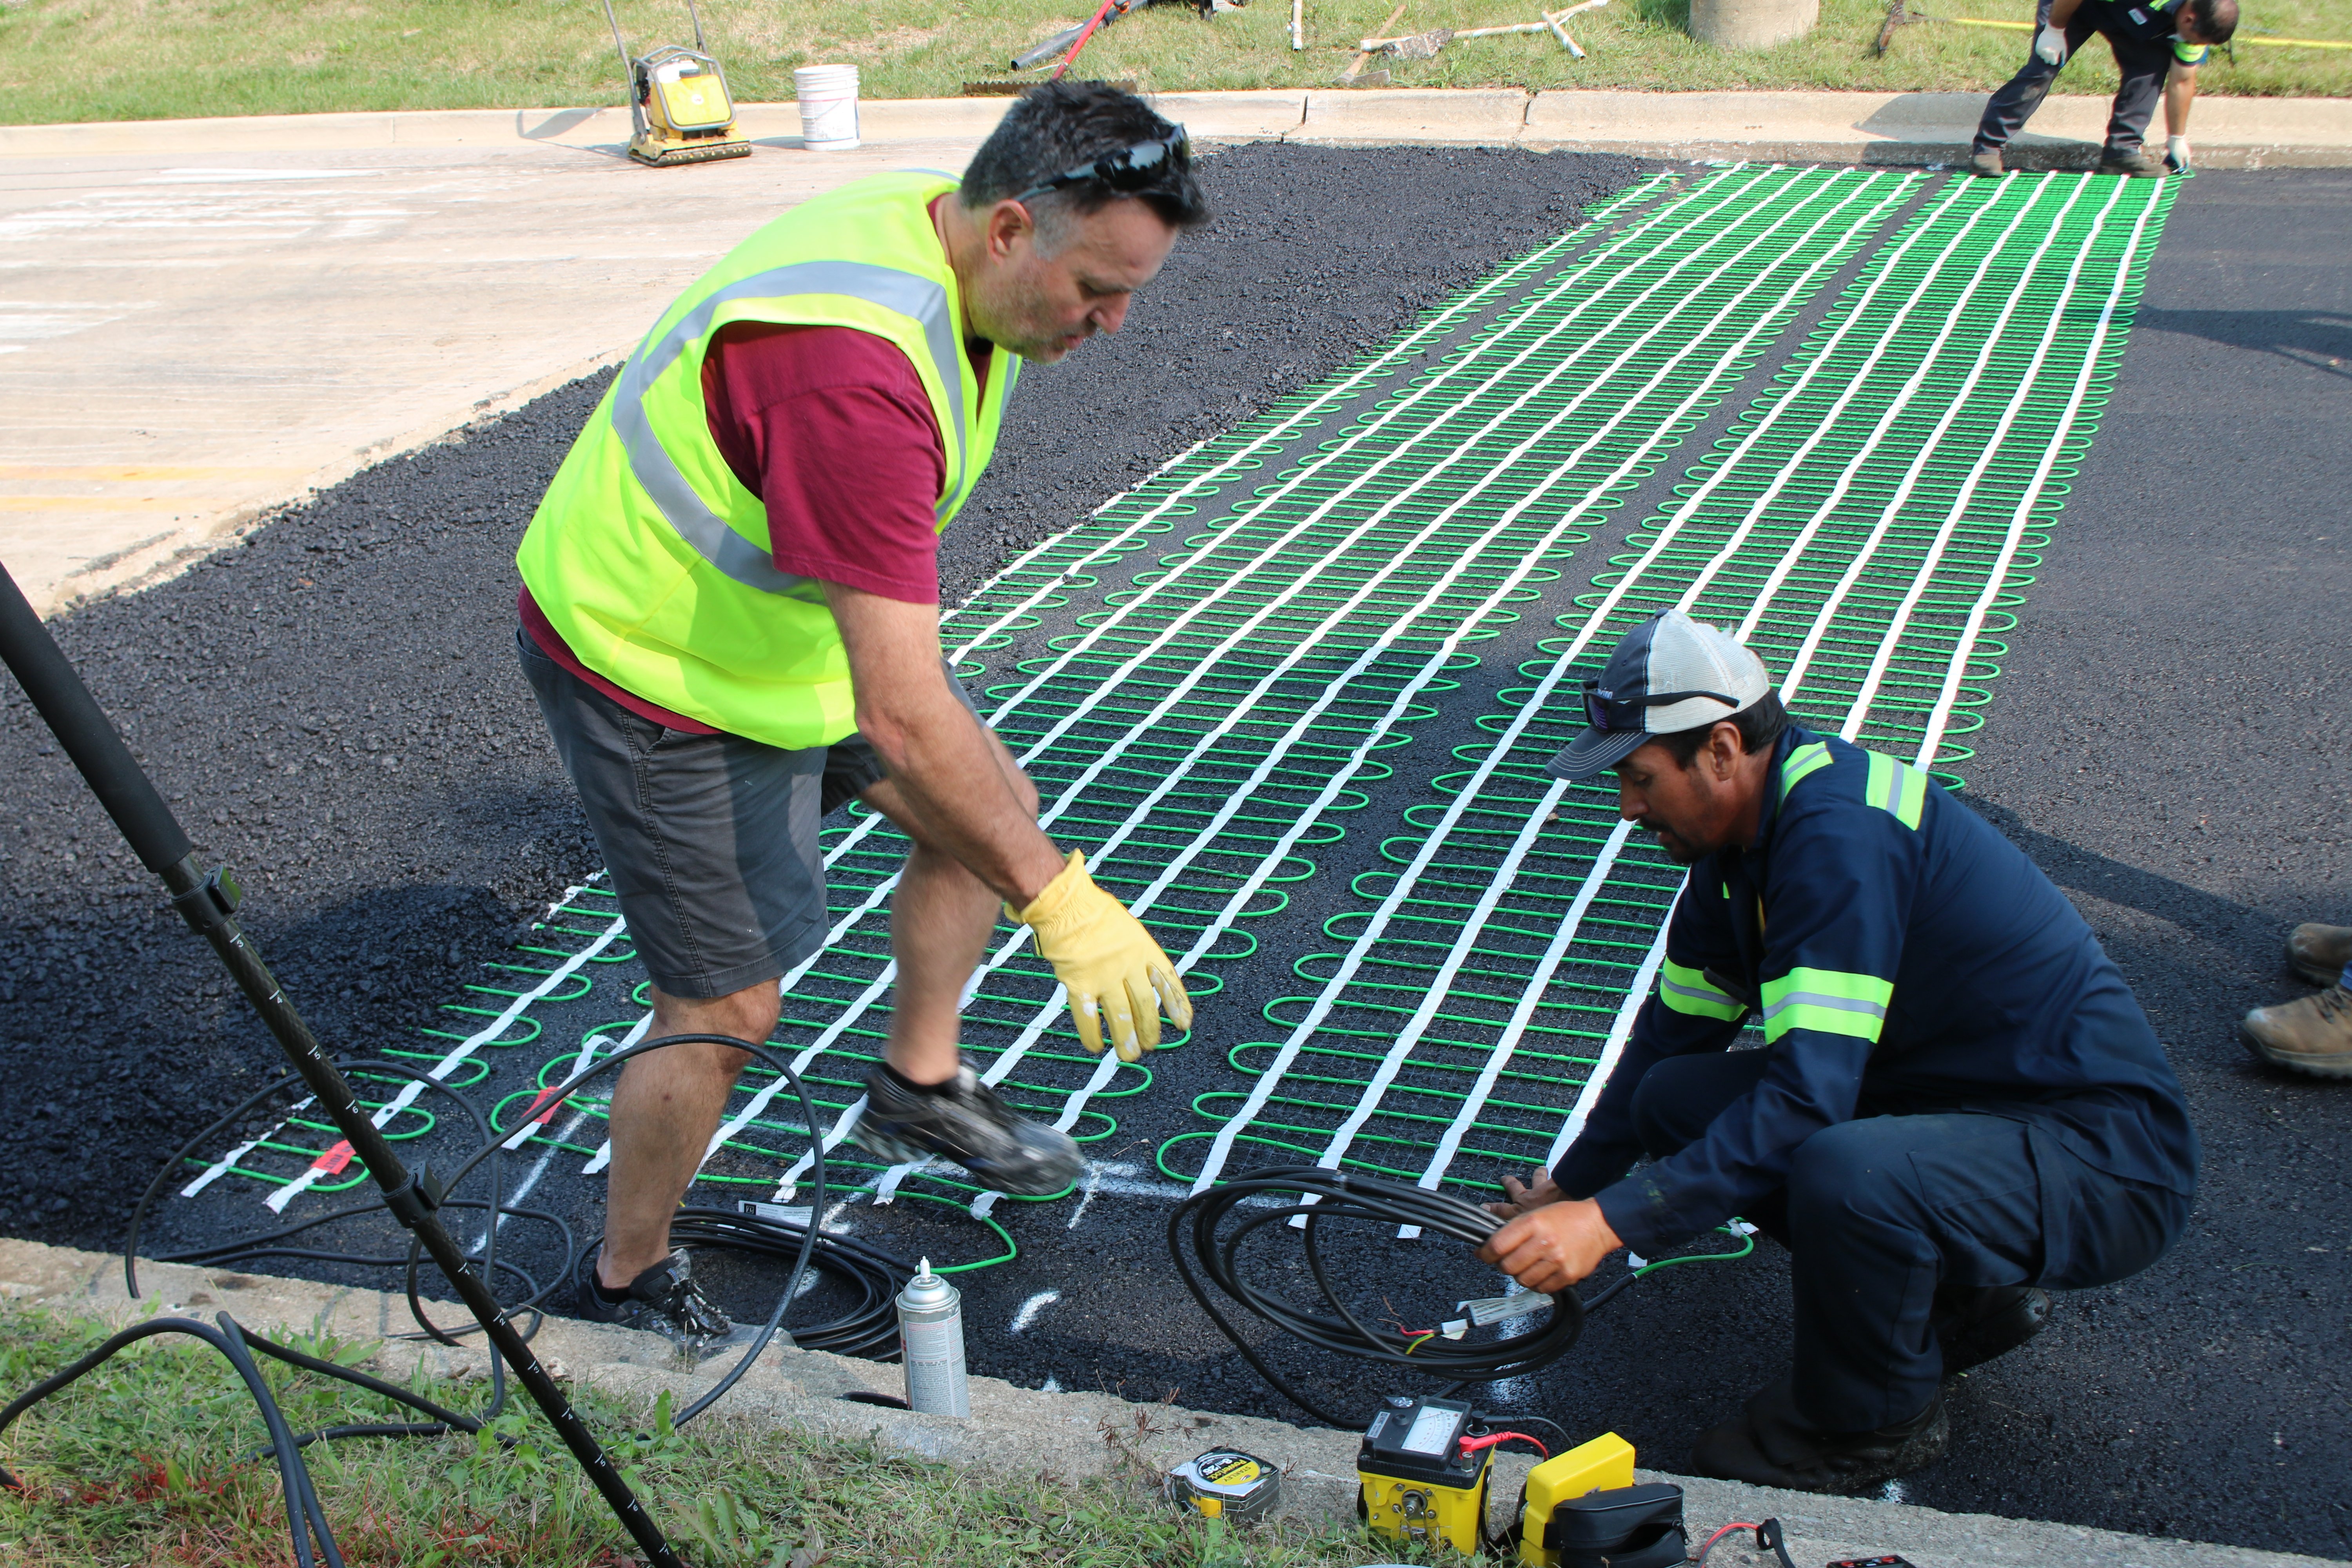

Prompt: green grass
[0,1303,1441,1567]
[0,0,2343,124]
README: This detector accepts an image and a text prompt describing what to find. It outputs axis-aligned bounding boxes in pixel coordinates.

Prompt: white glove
[2165,134,2192,172]
[2034,24,2067,64]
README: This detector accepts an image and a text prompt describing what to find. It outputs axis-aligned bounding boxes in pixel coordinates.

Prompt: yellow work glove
[1008,851,1192,1062]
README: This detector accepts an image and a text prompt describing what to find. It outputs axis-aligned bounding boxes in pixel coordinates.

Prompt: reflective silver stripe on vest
[1761,991,1887,1025]
[611,260,965,595]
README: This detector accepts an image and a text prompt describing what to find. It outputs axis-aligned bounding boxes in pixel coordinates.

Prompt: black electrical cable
[0,1315,345,1568]
[1501,1412,1577,1450]
[1169,1164,1599,1428]
[120,1056,547,1446]
[0,556,692,1564]
[660,1205,913,1358]
[122,1058,573,1346]
[4,1031,831,1560]
[399,1031,831,1429]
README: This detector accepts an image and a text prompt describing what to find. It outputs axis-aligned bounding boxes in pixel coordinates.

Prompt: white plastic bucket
[794,64,861,151]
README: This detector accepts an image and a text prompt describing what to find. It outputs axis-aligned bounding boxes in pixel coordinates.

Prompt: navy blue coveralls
[1553,727,2199,1432]
[1973,0,2211,160]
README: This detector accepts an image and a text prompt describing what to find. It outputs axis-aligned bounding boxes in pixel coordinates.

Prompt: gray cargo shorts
[516,626,982,1000]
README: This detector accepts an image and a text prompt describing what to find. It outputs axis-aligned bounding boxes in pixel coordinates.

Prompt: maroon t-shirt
[521,321,987,734]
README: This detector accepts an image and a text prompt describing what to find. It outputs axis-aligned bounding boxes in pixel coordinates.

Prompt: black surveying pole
[0,561,686,1568]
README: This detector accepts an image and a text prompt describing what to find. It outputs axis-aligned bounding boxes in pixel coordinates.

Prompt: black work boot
[2098,147,2165,177]
[1968,148,2005,178]
[1689,1376,1947,1495]
[575,1245,740,1352]
[1934,1282,2052,1375]
[857,1062,1084,1196]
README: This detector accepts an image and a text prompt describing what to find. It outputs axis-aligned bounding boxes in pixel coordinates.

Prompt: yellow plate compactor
[599,0,750,167]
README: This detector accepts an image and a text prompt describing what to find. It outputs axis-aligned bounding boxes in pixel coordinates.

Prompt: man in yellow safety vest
[514,82,1208,1347]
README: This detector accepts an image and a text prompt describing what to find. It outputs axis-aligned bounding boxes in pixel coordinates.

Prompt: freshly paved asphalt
[3,157,2345,1556]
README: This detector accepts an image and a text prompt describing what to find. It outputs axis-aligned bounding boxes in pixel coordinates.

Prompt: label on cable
[1455,1293,1550,1327]
[738,1201,817,1227]
[309,1141,355,1176]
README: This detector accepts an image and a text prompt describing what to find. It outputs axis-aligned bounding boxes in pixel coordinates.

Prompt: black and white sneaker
[856,1062,1084,1197]
[575,1246,740,1353]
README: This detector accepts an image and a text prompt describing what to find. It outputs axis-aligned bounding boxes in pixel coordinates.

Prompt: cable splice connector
[381,1163,446,1231]
[169,864,243,936]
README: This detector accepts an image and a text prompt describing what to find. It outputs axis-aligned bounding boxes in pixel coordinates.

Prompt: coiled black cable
[661,1205,911,1358]
[1169,1164,1589,1428]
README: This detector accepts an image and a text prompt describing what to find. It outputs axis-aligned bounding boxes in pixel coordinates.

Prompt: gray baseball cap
[1544,609,1773,784]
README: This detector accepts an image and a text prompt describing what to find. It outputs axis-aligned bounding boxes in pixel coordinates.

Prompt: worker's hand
[1483,1166,1566,1223]
[1009,851,1191,1062]
[2033,24,2068,64]
[1475,1198,1622,1295]
[2165,134,2192,172]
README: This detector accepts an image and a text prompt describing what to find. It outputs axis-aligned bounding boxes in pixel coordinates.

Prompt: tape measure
[1165,1448,1282,1524]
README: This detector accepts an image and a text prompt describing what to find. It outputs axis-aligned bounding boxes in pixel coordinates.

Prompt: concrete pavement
[4,87,2347,618]
[5,1238,2339,1568]
[0,123,993,620]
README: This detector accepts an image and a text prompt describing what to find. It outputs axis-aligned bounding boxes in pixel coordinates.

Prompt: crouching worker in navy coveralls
[1475,609,2198,1494]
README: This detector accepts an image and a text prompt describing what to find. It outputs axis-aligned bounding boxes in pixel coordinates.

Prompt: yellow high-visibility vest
[518,170,1017,748]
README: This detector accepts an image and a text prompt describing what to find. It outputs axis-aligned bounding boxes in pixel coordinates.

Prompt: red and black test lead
[1456,1430,1550,1458]
[1693,1521,1765,1566]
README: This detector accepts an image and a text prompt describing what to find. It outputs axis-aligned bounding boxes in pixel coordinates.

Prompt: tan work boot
[2287,923,2352,986]
[2242,984,2352,1079]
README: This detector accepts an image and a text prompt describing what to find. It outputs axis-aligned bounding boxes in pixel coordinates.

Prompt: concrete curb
[1,1240,2334,1567]
[2,88,2347,168]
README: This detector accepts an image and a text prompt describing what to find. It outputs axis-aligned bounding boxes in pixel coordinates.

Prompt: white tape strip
[1189,169,1919,1193]
[1911,180,2160,769]
[1543,914,1676,1171]
[1847,178,2144,748]
[623,172,1793,1203]
[1769,181,2103,694]
[1396,815,1641,1225]
[1709,183,2055,632]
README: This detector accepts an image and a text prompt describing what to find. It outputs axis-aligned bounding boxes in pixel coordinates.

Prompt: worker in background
[512,83,1206,1347]
[1969,0,2236,178]
[2241,922,2352,1077]
[1476,609,2198,1494]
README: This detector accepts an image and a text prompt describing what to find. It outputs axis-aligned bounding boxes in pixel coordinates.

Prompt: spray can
[896,1257,970,1417]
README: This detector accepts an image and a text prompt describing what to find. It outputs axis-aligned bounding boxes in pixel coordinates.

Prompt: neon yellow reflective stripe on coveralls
[516,170,1018,751]
[1659,958,1746,1022]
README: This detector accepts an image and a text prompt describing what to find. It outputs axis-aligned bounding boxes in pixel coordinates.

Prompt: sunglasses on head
[1579,678,1740,734]
[1014,129,1190,205]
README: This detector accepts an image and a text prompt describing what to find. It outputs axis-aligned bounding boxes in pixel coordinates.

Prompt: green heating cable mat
[169,165,2175,1261]
[1165,168,2178,1202]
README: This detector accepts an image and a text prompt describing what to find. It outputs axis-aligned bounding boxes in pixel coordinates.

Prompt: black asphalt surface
[4,154,2346,1558]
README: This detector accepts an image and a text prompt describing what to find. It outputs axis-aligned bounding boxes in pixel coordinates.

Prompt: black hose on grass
[0,1315,348,1568]
[7,1034,835,1561]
